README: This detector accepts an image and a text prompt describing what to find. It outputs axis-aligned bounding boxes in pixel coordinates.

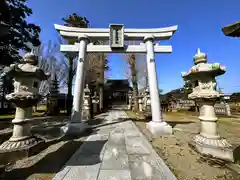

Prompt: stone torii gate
[54,24,178,136]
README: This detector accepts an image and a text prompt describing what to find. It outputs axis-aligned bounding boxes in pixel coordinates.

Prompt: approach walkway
[52,108,177,180]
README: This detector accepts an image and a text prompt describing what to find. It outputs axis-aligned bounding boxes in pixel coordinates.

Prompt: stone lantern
[82,84,91,120]
[0,52,50,151]
[138,95,143,112]
[144,87,151,112]
[47,72,59,115]
[92,91,100,115]
[182,48,233,161]
[223,96,231,116]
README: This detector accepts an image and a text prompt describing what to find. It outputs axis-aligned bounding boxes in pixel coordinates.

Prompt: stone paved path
[52,109,177,180]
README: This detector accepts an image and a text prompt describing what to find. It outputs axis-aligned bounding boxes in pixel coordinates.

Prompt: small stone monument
[182,48,233,161]
[82,84,91,120]
[0,52,50,151]
[47,72,59,115]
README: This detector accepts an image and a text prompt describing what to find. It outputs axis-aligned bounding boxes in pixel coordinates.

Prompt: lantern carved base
[190,134,234,162]
[0,135,45,161]
[61,122,89,135]
[0,136,43,151]
[146,121,172,136]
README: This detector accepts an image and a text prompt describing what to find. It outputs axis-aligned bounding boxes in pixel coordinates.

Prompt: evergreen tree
[0,0,41,65]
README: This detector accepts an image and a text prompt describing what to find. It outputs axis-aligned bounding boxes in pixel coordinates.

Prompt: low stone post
[0,52,50,151]
[82,84,91,121]
[128,91,133,110]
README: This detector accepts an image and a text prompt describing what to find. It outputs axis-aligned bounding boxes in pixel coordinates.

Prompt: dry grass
[126,110,240,180]
[0,112,44,120]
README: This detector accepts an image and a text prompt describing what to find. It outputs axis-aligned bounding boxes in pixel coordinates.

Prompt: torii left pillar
[61,36,90,135]
[144,35,172,136]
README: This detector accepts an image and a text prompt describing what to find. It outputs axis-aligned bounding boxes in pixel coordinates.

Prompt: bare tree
[34,41,66,96]
[57,38,109,113]
[122,41,149,112]
[135,53,148,88]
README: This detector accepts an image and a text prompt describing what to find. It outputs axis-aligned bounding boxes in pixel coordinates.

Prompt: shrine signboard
[109,24,124,49]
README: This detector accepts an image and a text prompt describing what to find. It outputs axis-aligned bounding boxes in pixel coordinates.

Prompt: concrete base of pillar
[146,121,172,136]
[190,134,234,162]
[61,122,89,135]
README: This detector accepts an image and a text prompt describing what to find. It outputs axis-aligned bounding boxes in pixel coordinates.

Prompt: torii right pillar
[144,35,172,136]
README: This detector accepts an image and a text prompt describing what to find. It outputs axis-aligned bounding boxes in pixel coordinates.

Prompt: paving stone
[124,127,141,138]
[107,132,126,146]
[52,166,71,180]
[52,109,177,180]
[75,139,107,155]
[125,136,153,155]
[128,154,177,180]
[85,134,109,141]
[97,170,131,180]
[101,149,129,170]
[62,154,101,180]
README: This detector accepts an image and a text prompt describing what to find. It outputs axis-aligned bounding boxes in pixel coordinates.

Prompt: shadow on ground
[168,121,195,128]
[91,118,134,129]
[1,139,107,180]
[0,120,101,178]
[233,145,240,164]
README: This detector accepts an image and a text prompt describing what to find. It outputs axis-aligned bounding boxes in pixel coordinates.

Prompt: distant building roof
[164,88,189,101]
[230,92,240,101]
[104,79,132,92]
[222,21,240,37]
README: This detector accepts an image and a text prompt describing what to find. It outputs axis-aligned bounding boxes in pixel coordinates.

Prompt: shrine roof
[222,21,240,37]
[104,79,132,91]
[165,88,189,100]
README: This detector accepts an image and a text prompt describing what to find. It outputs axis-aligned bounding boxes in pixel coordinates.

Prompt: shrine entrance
[55,23,178,135]
[103,79,132,108]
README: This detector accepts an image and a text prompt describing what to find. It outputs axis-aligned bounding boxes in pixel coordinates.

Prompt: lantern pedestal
[190,134,234,162]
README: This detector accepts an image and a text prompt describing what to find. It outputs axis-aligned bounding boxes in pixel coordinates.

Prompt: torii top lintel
[54,24,178,41]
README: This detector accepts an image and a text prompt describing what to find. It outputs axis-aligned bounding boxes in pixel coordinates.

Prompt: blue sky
[26,0,240,94]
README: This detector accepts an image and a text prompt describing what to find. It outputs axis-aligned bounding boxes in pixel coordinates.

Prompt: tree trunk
[99,54,105,112]
[67,57,74,115]
[131,64,139,112]
[145,72,148,88]
[99,85,103,112]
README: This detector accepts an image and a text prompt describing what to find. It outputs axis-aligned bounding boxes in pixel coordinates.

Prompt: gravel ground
[130,111,240,180]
